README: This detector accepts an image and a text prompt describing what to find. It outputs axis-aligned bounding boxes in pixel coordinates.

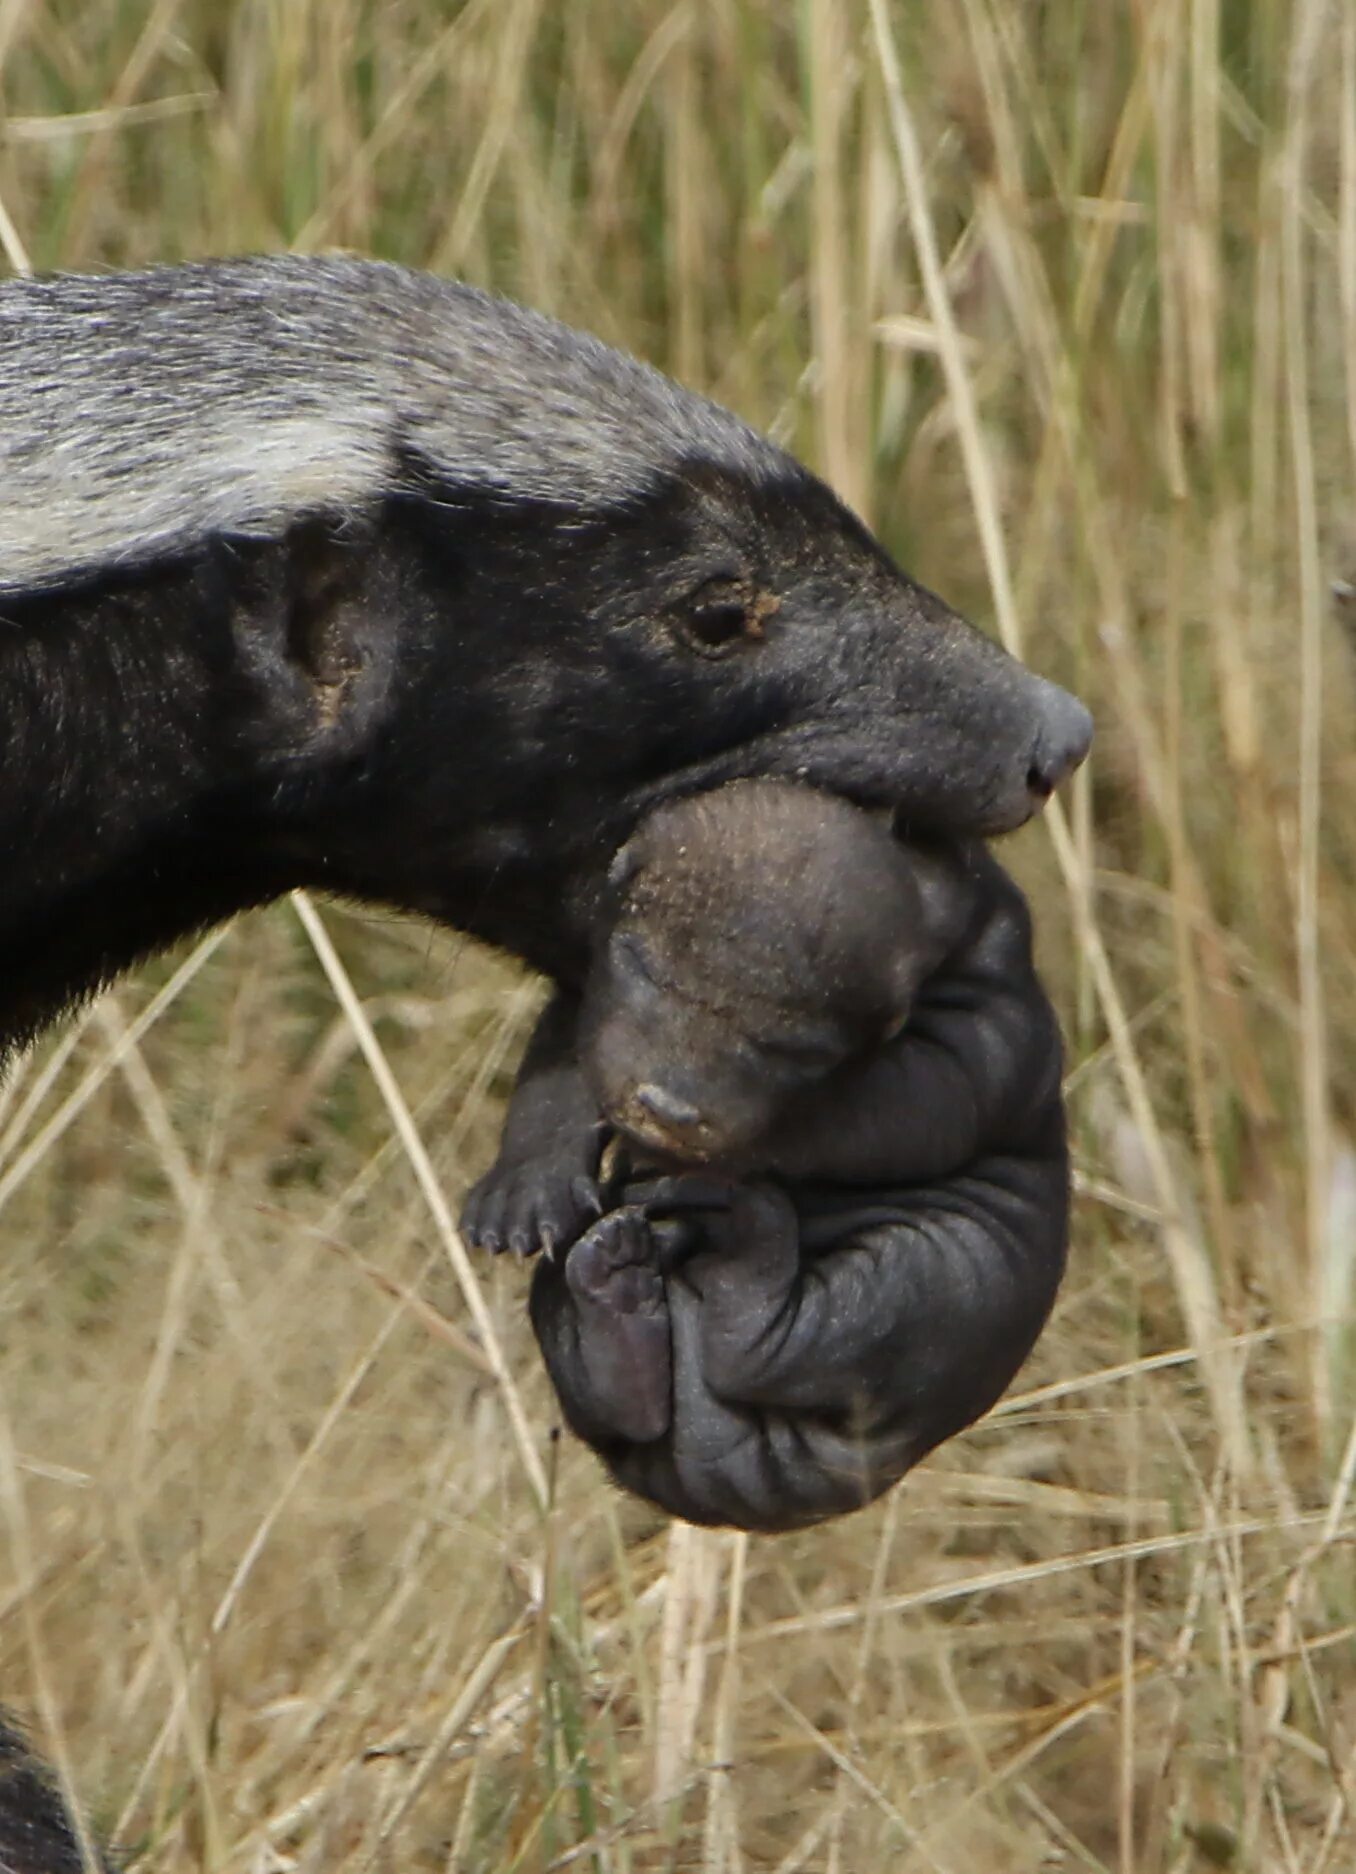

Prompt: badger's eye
[675,582,773,658]
[687,600,751,651]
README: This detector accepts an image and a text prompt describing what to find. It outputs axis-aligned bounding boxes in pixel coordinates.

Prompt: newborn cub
[465,781,1069,1530]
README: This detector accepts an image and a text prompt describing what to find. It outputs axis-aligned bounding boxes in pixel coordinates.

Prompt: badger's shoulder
[0,254,784,596]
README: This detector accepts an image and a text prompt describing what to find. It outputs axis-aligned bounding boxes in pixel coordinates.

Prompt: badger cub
[466,779,1067,1530]
[539,780,980,1458]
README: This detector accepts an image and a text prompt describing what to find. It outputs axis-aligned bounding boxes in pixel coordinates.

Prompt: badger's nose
[1027,688,1094,800]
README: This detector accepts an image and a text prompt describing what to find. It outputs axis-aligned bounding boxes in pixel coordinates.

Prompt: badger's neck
[0,554,289,1053]
[0,524,601,1059]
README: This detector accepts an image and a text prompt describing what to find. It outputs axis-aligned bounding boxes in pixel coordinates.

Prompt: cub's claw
[461,1162,602,1259]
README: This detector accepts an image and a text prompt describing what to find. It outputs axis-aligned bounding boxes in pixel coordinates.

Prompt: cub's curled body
[465,782,1068,1531]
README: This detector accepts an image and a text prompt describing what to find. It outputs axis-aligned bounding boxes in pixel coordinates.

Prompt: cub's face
[578,784,926,1168]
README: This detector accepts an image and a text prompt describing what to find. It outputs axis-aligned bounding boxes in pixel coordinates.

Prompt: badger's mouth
[847,711,1093,839]
[617,689,1092,856]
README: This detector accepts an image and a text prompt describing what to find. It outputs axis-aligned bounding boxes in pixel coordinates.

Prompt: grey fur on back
[0,255,785,594]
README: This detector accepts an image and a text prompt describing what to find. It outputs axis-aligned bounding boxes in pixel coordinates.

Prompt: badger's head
[334,263,1088,919]
[2,258,1089,977]
[414,455,1091,837]
[364,440,1090,974]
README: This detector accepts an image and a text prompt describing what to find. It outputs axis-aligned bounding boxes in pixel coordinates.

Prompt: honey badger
[0,256,1090,1863]
[0,255,1089,1059]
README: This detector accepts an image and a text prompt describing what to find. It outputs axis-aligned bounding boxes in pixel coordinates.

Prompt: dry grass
[1,1,1354,1868]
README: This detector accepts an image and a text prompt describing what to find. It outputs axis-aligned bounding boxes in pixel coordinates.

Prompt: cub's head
[579,782,966,1167]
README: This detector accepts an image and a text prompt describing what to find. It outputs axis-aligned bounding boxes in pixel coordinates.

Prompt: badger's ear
[284,518,397,747]
[230,517,396,755]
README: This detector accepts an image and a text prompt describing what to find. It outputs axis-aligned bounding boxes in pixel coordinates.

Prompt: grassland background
[1,1,1354,1868]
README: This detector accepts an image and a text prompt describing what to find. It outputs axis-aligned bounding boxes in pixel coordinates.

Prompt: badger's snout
[1025,683,1094,802]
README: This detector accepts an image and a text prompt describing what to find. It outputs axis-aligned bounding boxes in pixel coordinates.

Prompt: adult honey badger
[0,256,1089,1867]
[0,256,1088,1056]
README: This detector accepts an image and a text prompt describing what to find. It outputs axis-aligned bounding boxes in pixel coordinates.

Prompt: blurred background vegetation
[1,0,1353,1868]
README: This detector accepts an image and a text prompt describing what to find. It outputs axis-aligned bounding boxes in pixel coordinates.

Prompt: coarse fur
[1,257,780,593]
[0,1720,108,1874]
[0,256,1090,1060]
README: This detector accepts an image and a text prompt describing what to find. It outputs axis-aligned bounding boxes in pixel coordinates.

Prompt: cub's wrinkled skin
[463,783,1067,1531]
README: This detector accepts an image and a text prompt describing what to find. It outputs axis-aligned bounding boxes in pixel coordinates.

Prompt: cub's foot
[567,1207,666,1314]
[552,1208,672,1443]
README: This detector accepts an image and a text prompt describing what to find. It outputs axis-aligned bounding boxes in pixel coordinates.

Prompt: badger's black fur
[0,256,1091,1863]
[1,256,1090,1059]
[0,1720,108,1873]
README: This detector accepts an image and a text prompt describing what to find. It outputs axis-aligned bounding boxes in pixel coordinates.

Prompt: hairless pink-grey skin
[463,782,1068,1531]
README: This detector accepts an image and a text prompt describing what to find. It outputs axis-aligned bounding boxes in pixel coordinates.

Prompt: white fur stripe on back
[0,256,785,593]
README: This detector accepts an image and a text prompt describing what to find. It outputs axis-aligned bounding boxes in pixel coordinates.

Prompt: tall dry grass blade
[0,929,229,1224]
[58,0,184,263]
[86,1000,297,1472]
[109,1262,442,1847]
[0,1012,93,1172]
[369,1625,526,1865]
[1344,5,1356,479]
[652,1519,719,1812]
[762,1681,956,1874]
[1280,0,1336,1431]
[700,1532,747,1874]
[824,1485,902,1874]
[665,9,704,390]
[0,183,31,272]
[804,0,868,519]
[432,0,543,277]
[293,0,500,253]
[115,1498,228,1869]
[716,1511,1327,1653]
[864,0,1025,662]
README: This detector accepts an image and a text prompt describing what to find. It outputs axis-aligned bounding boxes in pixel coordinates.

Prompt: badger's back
[0,255,781,595]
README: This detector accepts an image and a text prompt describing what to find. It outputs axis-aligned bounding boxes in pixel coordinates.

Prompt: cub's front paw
[461,1160,603,1259]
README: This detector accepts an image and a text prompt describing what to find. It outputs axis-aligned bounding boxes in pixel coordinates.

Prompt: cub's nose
[616,1082,711,1159]
[635,1083,703,1134]
[1027,688,1094,800]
